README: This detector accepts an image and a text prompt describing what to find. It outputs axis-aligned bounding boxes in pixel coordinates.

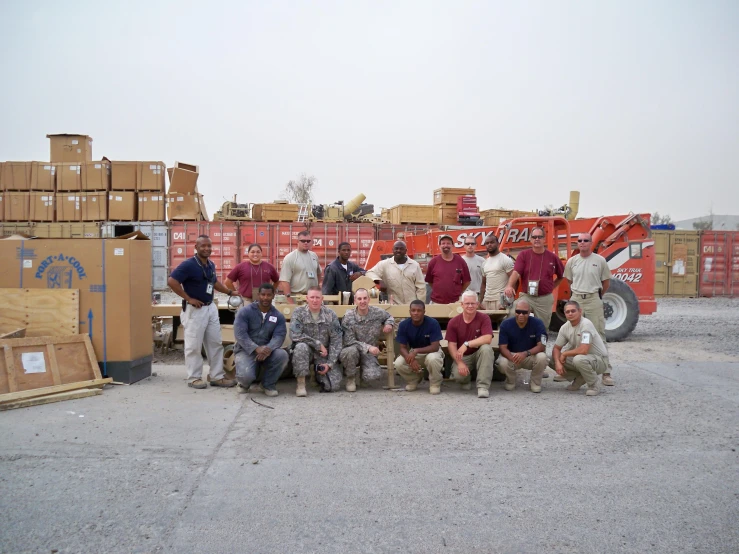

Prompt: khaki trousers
[394,351,445,386]
[574,292,612,373]
[496,352,548,387]
[548,354,607,387]
[181,303,225,383]
[518,293,553,330]
[451,344,495,390]
[481,299,509,313]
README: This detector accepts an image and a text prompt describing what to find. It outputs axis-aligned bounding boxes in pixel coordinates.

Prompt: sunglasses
[514,309,529,315]
[464,243,475,246]
[531,235,544,239]
[299,239,312,243]
[577,239,591,243]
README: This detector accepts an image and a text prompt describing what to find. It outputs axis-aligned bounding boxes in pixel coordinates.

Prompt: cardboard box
[55,193,82,222]
[108,191,137,221]
[47,134,93,163]
[167,193,205,220]
[82,161,110,191]
[139,162,166,192]
[81,192,108,221]
[55,163,83,191]
[1,162,32,191]
[29,193,55,222]
[4,192,30,221]
[137,192,165,221]
[30,163,57,191]
[0,193,4,222]
[0,234,153,383]
[110,161,138,191]
[166,161,199,194]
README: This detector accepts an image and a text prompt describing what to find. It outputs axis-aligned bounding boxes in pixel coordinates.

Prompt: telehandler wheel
[603,278,639,342]
[548,300,567,333]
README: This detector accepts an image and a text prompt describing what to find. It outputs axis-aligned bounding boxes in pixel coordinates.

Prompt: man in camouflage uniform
[339,288,394,392]
[290,287,343,396]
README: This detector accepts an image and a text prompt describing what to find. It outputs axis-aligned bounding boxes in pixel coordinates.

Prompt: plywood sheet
[0,288,79,337]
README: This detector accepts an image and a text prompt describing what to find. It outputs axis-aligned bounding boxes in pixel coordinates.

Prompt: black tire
[549,299,567,333]
[603,278,639,342]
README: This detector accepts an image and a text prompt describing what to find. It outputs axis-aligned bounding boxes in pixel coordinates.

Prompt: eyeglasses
[464,243,475,246]
[514,310,529,315]
[531,235,544,240]
[577,239,591,243]
[299,239,312,243]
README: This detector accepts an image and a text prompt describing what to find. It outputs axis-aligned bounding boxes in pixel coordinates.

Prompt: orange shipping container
[699,231,739,297]
[169,222,239,284]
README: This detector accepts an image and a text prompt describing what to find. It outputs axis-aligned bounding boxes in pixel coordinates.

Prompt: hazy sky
[2,0,737,221]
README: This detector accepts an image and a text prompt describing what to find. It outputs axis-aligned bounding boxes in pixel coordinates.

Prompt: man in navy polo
[394,300,445,394]
[168,235,237,389]
[496,299,549,393]
[233,283,288,397]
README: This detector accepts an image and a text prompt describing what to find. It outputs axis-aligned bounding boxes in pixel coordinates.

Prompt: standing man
[563,232,614,386]
[225,243,279,302]
[366,241,426,304]
[496,299,549,393]
[167,235,237,389]
[278,230,322,302]
[446,290,495,398]
[550,300,609,396]
[233,284,288,397]
[394,300,445,394]
[504,226,564,330]
[479,234,515,310]
[426,234,471,304]
[290,287,343,396]
[462,236,485,296]
[339,288,394,391]
[322,242,366,301]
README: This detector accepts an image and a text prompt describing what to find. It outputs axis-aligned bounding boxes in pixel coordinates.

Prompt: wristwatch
[526,350,531,357]
[464,341,470,347]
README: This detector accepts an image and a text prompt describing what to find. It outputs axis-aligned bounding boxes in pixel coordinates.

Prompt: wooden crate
[437,206,459,226]
[252,203,299,222]
[433,188,475,206]
[481,209,537,226]
[0,289,79,337]
[388,205,438,225]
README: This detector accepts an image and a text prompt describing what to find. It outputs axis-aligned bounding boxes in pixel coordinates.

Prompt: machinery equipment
[456,195,483,226]
[311,193,375,222]
[213,195,251,221]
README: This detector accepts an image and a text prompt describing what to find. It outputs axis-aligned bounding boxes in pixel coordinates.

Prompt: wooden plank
[4,345,18,393]
[0,288,79,337]
[0,328,26,339]
[82,336,103,380]
[0,388,102,411]
[384,330,395,389]
[46,343,62,386]
[0,378,112,404]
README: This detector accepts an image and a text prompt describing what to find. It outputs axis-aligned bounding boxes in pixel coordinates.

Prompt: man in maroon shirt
[504,226,564,330]
[446,290,495,398]
[426,234,471,304]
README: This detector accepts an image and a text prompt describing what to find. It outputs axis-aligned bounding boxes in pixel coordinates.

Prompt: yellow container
[31,222,102,238]
[388,205,438,225]
[251,203,300,222]
[653,230,700,297]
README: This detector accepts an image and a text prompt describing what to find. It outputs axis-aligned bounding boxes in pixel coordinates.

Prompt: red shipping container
[374,224,439,242]
[170,221,239,283]
[699,231,739,297]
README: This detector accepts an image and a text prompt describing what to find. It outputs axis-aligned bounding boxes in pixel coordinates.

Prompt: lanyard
[194,257,215,283]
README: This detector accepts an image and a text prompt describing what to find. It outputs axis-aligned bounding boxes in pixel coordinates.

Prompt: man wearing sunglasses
[504,226,564,330]
[462,236,485,296]
[563,232,614,386]
[550,300,608,396]
[496,300,548,393]
[278,229,322,303]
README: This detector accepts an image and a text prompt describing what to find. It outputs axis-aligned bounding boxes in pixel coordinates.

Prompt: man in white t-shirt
[550,300,608,396]
[479,234,514,310]
[278,230,322,303]
[462,236,486,295]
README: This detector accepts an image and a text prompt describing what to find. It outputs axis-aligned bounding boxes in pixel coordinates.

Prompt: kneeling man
[339,288,394,391]
[394,300,445,394]
[233,284,288,397]
[446,290,495,398]
[496,299,548,393]
[290,287,343,396]
[550,300,608,396]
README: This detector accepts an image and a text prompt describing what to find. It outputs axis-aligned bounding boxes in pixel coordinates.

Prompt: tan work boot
[346,375,356,392]
[209,378,236,388]
[405,378,419,392]
[566,375,586,391]
[461,382,472,391]
[296,376,307,397]
[429,384,441,395]
[477,388,489,399]
[530,383,542,393]
[553,374,568,382]
[585,384,599,396]
[602,374,615,386]
[504,382,515,391]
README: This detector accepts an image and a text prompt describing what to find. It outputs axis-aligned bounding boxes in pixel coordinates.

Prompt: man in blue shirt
[168,235,237,389]
[322,242,365,302]
[496,299,549,393]
[233,284,288,397]
[394,300,445,394]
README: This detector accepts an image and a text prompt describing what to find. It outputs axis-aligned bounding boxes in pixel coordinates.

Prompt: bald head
[392,241,408,262]
[577,233,594,256]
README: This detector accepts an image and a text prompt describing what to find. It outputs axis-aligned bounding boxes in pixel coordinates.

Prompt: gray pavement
[1,359,737,554]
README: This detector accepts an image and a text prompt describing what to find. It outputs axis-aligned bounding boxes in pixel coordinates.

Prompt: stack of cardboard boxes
[166,162,207,221]
[109,160,166,221]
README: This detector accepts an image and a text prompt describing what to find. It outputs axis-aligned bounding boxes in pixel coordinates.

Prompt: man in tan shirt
[479,234,514,310]
[366,241,426,304]
[278,230,322,302]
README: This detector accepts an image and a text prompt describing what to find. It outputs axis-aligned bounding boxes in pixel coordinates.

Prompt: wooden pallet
[0,289,79,337]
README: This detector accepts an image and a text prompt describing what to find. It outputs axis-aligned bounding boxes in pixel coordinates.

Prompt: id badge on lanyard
[528,280,540,296]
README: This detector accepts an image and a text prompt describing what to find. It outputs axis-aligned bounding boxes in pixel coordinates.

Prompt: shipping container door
[700,231,739,297]
[653,231,670,296]
[668,231,700,296]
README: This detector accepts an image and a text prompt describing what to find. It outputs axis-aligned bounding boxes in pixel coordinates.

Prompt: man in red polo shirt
[426,234,471,304]
[504,226,564,331]
[446,290,495,398]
